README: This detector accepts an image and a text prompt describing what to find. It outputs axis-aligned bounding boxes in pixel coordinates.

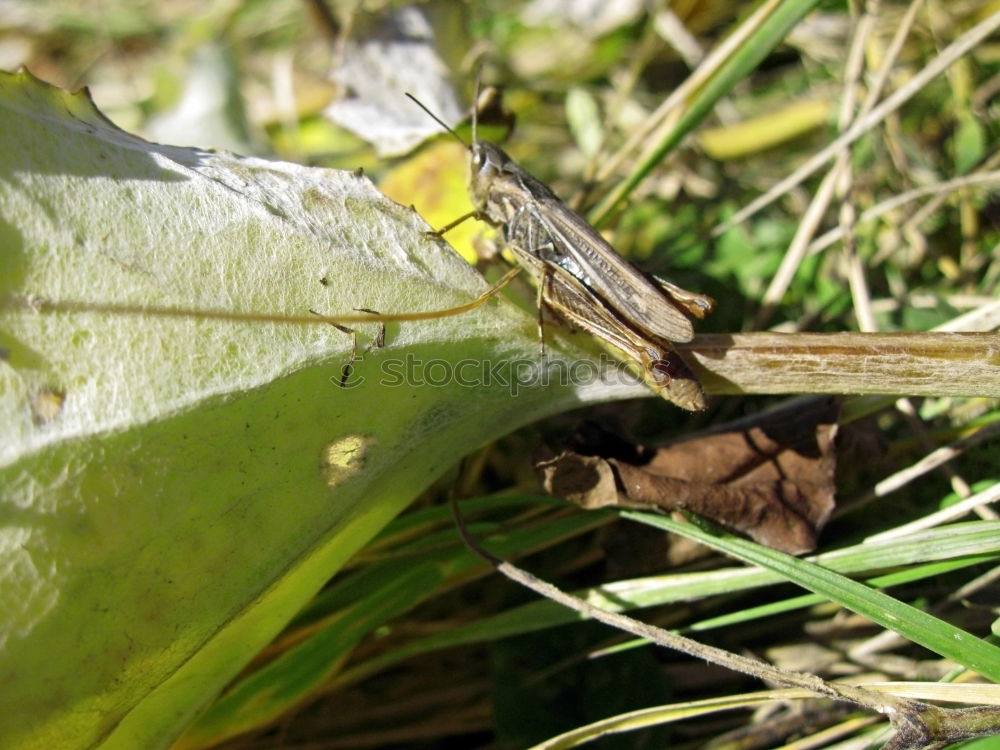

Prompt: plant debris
[538,397,840,554]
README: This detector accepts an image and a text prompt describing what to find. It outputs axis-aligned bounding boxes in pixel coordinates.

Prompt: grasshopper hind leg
[645,348,707,412]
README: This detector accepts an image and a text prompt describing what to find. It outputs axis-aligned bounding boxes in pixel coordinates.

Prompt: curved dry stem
[8,286,997,402]
[449,493,1000,748]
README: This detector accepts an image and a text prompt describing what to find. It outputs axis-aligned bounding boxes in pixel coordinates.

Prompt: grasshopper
[408,83,714,410]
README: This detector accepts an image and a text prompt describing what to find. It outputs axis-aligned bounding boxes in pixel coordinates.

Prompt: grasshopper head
[467,140,514,221]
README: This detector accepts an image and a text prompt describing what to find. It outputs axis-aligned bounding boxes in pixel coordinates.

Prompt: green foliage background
[1,1,998,749]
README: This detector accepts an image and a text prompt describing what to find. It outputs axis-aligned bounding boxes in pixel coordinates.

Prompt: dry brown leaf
[537,397,840,554]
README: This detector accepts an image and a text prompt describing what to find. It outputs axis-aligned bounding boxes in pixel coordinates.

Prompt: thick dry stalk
[684,332,1000,399]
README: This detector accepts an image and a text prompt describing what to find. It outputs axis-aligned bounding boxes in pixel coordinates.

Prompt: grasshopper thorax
[468,138,558,229]
[467,141,513,219]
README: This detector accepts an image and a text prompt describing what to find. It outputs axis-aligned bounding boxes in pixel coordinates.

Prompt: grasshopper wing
[530,196,698,343]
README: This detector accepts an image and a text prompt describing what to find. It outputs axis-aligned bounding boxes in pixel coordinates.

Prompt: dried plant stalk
[684,332,1000,399]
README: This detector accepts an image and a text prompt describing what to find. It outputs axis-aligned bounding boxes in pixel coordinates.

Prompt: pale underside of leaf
[0,70,647,750]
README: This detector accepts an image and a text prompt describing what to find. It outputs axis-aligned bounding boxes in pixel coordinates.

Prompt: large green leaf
[0,70,643,749]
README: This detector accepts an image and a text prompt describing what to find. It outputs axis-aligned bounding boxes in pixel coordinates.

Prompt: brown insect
[408,83,714,410]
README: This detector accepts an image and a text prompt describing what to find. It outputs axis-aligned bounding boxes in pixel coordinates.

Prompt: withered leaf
[537,397,839,554]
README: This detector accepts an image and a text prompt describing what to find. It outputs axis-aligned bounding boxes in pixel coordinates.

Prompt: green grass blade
[331,521,1000,688]
[590,0,822,226]
[623,511,1000,683]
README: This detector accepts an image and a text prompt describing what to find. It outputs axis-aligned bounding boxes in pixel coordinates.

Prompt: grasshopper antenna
[471,65,482,146]
[404,93,467,148]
